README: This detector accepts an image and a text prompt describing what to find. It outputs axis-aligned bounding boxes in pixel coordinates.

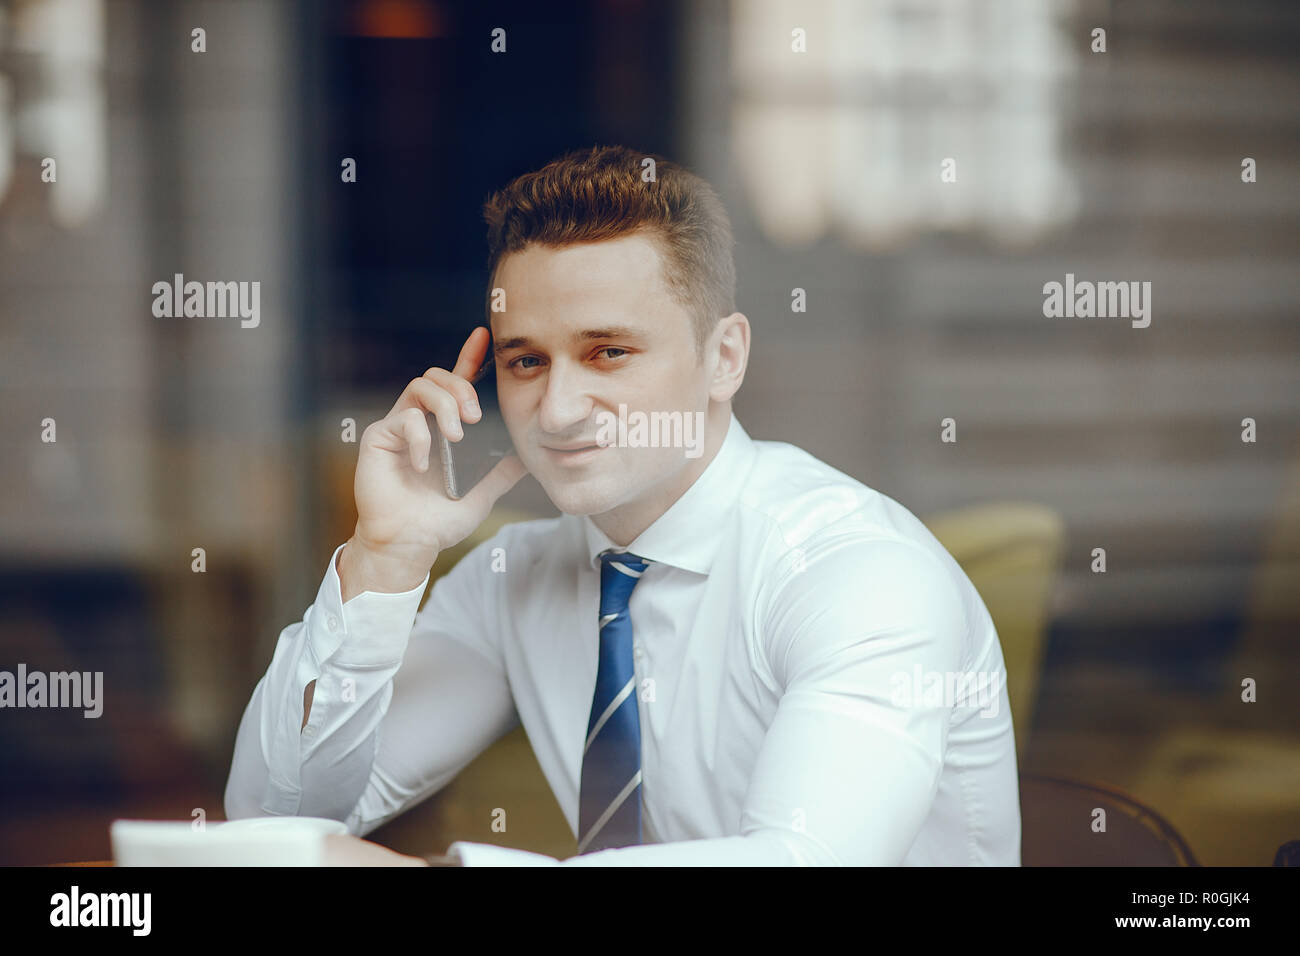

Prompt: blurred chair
[1020,773,1199,865]
[923,503,1066,764]
[1274,840,1300,866]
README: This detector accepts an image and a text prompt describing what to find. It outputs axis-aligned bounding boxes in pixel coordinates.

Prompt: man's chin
[535,474,626,517]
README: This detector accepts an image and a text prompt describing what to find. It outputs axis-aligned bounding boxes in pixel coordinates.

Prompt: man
[225,144,1022,865]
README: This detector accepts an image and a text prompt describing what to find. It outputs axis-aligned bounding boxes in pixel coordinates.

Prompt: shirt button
[633,644,645,660]
[303,725,316,737]
[327,615,340,632]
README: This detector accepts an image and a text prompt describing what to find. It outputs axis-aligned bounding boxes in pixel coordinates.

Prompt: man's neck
[589,403,732,547]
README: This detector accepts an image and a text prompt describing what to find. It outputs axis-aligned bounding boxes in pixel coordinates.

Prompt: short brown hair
[482,145,736,353]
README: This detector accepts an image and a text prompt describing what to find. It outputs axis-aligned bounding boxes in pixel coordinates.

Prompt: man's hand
[321,834,431,866]
[343,326,529,600]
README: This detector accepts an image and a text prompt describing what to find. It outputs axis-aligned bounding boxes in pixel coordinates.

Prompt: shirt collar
[580,411,756,575]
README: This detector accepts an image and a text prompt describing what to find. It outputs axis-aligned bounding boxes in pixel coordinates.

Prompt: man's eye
[509,350,625,369]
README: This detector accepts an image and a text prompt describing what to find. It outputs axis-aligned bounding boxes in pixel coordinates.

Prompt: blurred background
[1,0,1297,866]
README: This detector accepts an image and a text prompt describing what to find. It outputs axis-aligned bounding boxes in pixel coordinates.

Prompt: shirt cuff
[307,542,430,667]
[447,841,561,866]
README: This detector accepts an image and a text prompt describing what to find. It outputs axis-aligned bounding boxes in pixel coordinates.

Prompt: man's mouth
[541,442,606,465]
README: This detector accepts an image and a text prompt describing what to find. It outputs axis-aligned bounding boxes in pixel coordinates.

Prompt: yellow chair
[923,503,1066,765]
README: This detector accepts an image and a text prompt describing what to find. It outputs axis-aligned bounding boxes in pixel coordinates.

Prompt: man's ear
[709,312,750,402]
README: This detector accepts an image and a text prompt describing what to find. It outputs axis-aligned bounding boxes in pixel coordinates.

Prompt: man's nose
[537,361,595,436]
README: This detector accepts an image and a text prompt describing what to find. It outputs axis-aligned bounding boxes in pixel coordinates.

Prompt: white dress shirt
[225,411,1021,865]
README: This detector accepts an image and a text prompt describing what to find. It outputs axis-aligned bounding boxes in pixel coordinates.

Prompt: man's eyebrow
[493,327,646,354]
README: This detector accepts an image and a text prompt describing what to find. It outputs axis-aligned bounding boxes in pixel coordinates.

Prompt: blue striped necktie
[578,551,651,854]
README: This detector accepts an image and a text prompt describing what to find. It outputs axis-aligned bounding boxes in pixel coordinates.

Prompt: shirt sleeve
[224,533,519,835]
[444,534,970,866]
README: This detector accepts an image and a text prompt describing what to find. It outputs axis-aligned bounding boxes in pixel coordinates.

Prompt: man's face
[491,232,711,518]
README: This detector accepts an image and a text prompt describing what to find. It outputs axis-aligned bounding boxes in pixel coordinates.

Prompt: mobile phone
[432,352,514,500]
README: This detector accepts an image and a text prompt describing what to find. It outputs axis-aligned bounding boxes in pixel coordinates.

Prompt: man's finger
[397,406,432,472]
[421,367,482,422]
[451,326,490,381]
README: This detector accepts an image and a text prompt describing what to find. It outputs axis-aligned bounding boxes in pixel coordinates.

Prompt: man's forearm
[227,542,423,821]
[299,542,429,729]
